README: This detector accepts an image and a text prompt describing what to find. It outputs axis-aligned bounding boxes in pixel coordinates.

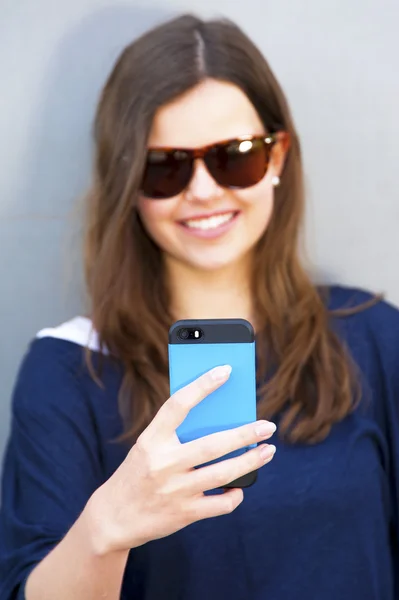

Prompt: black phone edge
[223,469,258,489]
[169,318,255,345]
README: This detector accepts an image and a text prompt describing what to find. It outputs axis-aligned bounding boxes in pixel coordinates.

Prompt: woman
[0,13,398,600]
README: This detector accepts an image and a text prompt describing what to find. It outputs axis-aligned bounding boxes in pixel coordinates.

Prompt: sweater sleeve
[367,299,399,599]
[0,338,105,599]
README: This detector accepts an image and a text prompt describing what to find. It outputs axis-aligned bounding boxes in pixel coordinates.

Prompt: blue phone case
[168,319,257,488]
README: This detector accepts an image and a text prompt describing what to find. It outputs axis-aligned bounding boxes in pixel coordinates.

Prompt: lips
[179,211,238,231]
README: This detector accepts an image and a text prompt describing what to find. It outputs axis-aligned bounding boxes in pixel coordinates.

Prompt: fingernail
[260,444,276,461]
[210,365,232,381]
[255,421,277,437]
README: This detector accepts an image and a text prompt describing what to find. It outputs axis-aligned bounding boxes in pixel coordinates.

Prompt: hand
[89,365,276,554]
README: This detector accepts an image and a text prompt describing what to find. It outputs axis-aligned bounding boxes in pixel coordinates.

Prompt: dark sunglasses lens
[142,150,192,199]
[206,138,268,189]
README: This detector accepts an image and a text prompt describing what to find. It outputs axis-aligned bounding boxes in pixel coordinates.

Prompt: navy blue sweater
[1,286,399,599]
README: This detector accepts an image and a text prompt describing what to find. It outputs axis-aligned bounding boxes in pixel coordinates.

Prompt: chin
[183,250,250,272]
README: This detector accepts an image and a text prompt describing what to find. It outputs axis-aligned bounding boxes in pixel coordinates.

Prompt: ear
[271,131,291,178]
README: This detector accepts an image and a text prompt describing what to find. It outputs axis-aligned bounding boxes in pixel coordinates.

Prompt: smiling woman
[138,81,286,271]
[0,12,399,600]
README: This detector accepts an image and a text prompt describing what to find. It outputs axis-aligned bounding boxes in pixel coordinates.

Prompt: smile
[181,212,237,231]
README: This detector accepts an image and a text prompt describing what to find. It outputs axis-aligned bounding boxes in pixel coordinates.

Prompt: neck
[166,255,254,324]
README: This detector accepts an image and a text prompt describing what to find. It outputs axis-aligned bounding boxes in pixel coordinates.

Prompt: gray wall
[1,0,398,463]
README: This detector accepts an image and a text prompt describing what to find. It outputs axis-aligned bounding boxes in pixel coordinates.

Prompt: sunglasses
[140,133,287,199]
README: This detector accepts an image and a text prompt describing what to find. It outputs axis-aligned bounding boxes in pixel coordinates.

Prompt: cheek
[137,197,176,241]
[237,181,275,231]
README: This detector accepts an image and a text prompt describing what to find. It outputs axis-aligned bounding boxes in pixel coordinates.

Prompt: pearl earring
[272,176,280,187]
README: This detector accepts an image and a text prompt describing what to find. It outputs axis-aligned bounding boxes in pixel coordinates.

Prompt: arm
[25,494,129,600]
[0,338,118,599]
[0,339,275,599]
[366,299,399,598]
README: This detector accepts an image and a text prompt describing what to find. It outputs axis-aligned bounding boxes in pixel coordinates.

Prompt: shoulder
[327,284,399,331]
[10,318,126,469]
[326,284,399,372]
[13,316,106,418]
[35,315,104,352]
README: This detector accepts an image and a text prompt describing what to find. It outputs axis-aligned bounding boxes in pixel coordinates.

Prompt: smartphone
[168,318,257,488]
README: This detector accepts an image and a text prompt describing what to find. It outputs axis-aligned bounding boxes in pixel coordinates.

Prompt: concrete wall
[1,0,398,462]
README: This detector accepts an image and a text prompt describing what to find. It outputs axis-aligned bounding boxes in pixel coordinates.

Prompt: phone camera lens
[179,328,189,340]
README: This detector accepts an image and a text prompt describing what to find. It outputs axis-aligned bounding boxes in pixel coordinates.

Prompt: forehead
[147,79,265,148]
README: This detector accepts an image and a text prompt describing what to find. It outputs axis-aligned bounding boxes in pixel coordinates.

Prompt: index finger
[146,365,232,440]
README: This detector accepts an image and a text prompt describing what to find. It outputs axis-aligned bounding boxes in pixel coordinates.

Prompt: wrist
[82,486,127,558]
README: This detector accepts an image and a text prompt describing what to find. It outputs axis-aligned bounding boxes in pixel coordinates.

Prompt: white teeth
[184,212,235,230]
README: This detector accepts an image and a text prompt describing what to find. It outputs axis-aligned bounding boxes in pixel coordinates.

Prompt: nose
[185,159,222,202]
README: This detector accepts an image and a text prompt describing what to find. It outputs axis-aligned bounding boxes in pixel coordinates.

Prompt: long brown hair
[84,14,375,445]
